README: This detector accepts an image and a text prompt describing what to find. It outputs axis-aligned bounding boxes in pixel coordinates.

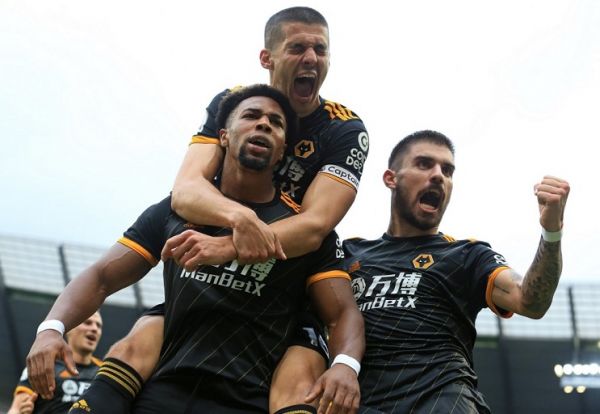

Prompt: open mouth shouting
[294,74,316,100]
[418,187,444,213]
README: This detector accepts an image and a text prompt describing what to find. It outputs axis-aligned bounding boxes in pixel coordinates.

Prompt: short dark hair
[388,130,455,168]
[264,6,328,49]
[216,84,298,141]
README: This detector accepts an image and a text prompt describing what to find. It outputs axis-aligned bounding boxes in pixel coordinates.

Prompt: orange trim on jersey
[317,172,358,191]
[485,266,513,318]
[59,369,72,378]
[91,356,103,367]
[441,234,456,243]
[14,385,35,396]
[307,270,351,287]
[189,135,220,145]
[280,192,301,213]
[117,237,158,266]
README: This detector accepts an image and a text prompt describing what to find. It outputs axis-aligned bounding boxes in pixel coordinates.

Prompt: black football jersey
[344,233,510,413]
[120,193,348,412]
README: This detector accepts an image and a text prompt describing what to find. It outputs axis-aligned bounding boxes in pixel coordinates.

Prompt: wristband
[331,354,361,376]
[541,228,562,243]
[36,320,65,336]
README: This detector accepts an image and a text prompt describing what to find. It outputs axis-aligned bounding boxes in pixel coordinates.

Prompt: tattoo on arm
[521,237,562,315]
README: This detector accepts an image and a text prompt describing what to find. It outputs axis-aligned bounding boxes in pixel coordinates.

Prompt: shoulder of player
[134,195,174,224]
[342,236,366,248]
[206,85,243,110]
[321,99,364,122]
[342,236,373,256]
[439,233,493,250]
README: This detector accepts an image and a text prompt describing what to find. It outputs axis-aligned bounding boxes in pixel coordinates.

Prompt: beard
[238,144,271,171]
[393,185,444,231]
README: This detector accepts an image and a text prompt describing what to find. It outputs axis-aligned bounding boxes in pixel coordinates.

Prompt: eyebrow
[415,155,455,169]
[244,108,284,122]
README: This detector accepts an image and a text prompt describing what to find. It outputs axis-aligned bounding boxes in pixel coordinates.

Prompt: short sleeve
[464,241,513,317]
[305,231,350,287]
[14,367,35,396]
[189,89,230,145]
[118,196,172,266]
[317,115,369,192]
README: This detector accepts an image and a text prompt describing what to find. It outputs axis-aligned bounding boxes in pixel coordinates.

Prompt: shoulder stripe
[117,237,159,266]
[306,270,351,287]
[14,385,35,396]
[190,135,220,145]
[324,101,359,121]
[485,266,514,318]
[441,234,456,243]
[280,192,301,213]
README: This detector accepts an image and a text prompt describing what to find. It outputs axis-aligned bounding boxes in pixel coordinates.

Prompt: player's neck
[292,97,321,118]
[220,163,276,204]
[387,214,439,238]
[72,350,93,365]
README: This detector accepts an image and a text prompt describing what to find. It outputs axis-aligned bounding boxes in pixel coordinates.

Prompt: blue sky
[2,0,599,281]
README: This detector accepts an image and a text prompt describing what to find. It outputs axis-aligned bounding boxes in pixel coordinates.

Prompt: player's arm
[167,174,357,271]
[491,176,570,319]
[264,120,366,257]
[272,174,357,257]
[8,391,37,414]
[171,136,284,264]
[26,243,151,400]
[305,277,365,414]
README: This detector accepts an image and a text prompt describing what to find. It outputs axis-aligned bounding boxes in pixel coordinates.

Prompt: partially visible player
[8,312,102,414]
[345,130,569,413]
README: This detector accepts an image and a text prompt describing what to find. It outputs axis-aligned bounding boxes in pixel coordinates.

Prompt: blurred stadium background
[0,233,598,413]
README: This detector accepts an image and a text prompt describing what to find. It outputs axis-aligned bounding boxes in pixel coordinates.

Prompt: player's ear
[219,128,229,148]
[383,169,397,189]
[260,49,273,70]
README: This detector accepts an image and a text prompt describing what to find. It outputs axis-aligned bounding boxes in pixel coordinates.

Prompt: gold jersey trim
[486,266,514,318]
[117,237,158,266]
[307,270,351,287]
[324,101,359,121]
[189,135,220,145]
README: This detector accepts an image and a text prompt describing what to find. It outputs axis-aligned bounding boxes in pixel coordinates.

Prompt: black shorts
[141,304,329,361]
[288,311,329,362]
[132,373,267,414]
[141,303,166,317]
